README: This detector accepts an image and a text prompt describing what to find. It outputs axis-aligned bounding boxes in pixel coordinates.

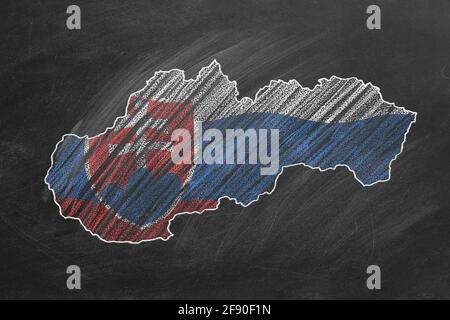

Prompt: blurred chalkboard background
[0,0,449,299]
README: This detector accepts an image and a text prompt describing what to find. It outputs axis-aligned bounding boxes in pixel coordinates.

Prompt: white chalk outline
[44,59,418,244]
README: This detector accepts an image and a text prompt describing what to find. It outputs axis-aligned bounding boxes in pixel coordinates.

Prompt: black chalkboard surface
[0,0,449,299]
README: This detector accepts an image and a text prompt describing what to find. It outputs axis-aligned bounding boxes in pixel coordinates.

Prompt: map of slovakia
[45,60,417,243]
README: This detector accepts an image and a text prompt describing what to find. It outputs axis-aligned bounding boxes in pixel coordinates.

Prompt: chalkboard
[0,0,449,299]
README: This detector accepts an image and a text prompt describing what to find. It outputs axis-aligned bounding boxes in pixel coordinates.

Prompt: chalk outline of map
[44,60,418,244]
